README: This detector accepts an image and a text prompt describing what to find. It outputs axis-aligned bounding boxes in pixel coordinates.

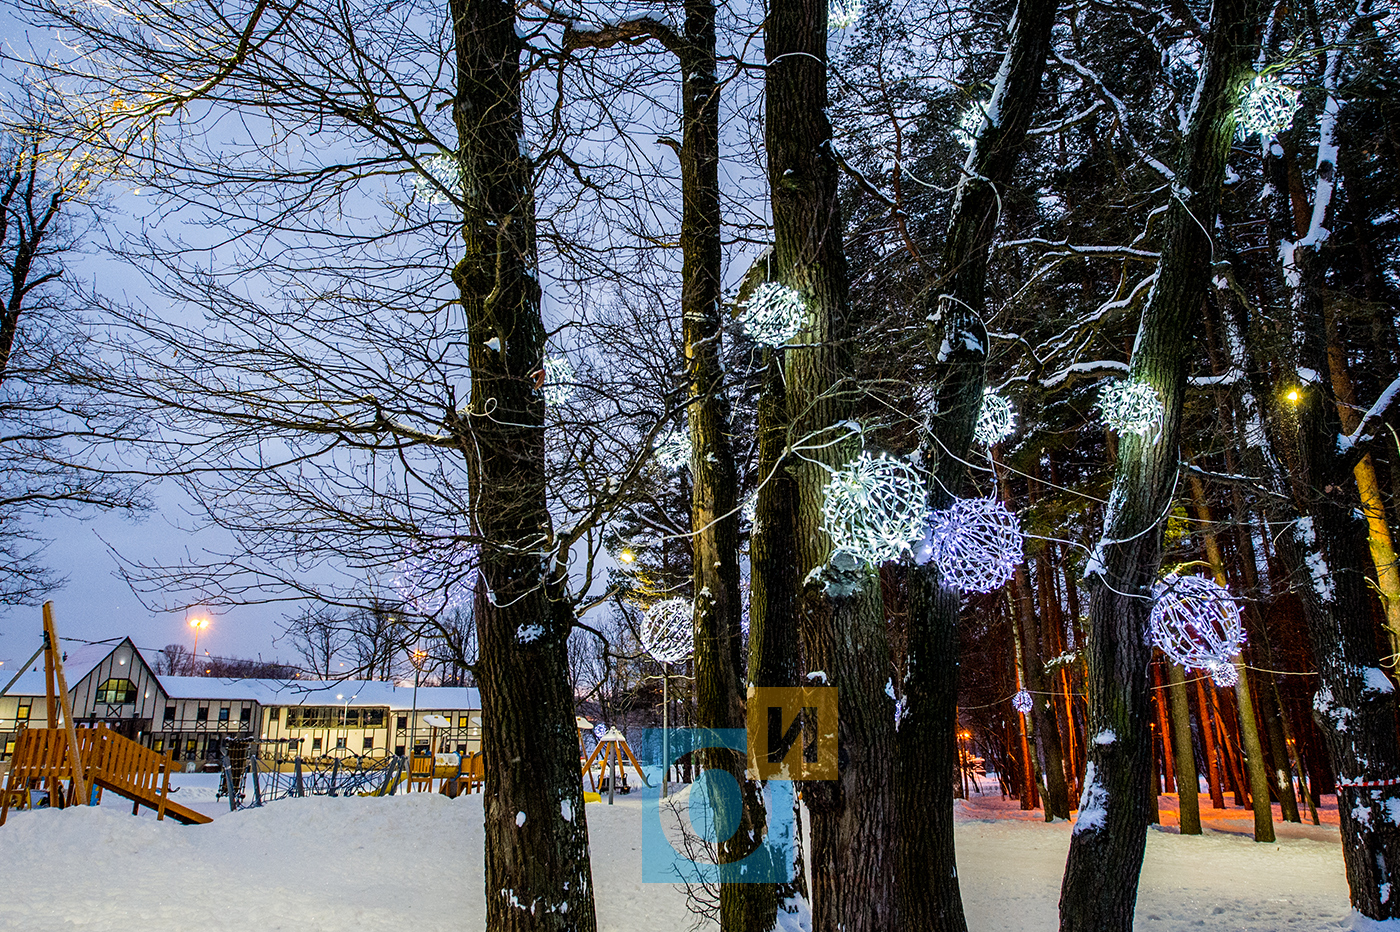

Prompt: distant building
[0,639,480,768]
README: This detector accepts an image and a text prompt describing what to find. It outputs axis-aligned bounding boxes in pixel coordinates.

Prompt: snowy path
[0,780,1356,931]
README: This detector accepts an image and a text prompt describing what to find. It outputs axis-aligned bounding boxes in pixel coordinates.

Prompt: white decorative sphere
[953,100,988,148]
[1012,689,1033,714]
[740,282,807,347]
[974,390,1016,446]
[653,428,692,471]
[542,355,574,405]
[1149,574,1245,683]
[593,722,607,739]
[1236,75,1299,140]
[641,597,693,663]
[413,153,463,205]
[393,546,473,616]
[829,0,863,29]
[926,497,1022,593]
[1098,379,1164,436]
[821,453,928,566]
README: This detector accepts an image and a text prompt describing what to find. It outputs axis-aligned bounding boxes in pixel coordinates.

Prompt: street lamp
[188,617,210,670]
[410,648,427,760]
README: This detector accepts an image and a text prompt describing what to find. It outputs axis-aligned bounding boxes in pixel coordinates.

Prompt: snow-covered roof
[159,676,480,711]
[1,638,132,698]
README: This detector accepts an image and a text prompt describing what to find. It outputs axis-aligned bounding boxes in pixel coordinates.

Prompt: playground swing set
[0,603,212,827]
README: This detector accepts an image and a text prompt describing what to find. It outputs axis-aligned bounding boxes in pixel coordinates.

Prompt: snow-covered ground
[0,772,1363,931]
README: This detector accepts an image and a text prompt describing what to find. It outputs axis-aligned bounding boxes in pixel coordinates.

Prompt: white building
[0,639,480,769]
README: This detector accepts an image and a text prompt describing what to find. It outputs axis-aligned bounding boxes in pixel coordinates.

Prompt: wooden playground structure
[0,604,211,827]
[580,727,649,802]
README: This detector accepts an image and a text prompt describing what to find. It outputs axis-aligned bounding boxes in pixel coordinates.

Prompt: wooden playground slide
[0,725,212,826]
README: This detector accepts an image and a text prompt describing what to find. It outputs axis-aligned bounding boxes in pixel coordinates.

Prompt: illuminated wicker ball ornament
[1012,689,1033,714]
[542,355,574,405]
[653,428,692,471]
[1149,574,1245,688]
[954,100,989,148]
[641,597,694,664]
[740,282,807,347]
[974,390,1016,446]
[927,497,1023,593]
[413,153,463,205]
[1236,75,1300,140]
[821,453,928,566]
[829,0,863,29]
[1098,379,1165,436]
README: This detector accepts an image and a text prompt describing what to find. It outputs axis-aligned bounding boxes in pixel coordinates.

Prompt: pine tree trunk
[765,2,895,929]
[450,1,595,928]
[902,1,1059,926]
[1056,1,1260,926]
[1166,664,1201,835]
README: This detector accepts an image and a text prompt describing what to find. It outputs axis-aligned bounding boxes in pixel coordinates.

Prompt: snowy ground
[0,770,1363,931]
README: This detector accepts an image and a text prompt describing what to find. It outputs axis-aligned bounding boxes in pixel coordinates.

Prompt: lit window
[4,740,15,756]
[154,739,164,752]
[459,716,469,728]
[16,705,29,721]
[95,679,137,704]
[186,739,197,752]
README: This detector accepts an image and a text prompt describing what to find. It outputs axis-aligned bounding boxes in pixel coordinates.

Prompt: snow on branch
[561,17,683,56]
[1052,51,1176,181]
[998,238,1159,262]
[1340,374,1400,460]
[1041,360,1128,389]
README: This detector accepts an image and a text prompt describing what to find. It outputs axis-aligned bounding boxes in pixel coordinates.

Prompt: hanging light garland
[413,153,463,205]
[641,597,694,664]
[1098,379,1165,436]
[1149,574,1245,688]
[821,452,929,566]
[740,281,807,347]
[974,389,1017,446]
[541,355,574,405]
[392,545,475,617]
[1236,74,1300,140]
[926,497,1022,593]
[1012,689,1033,714]
[829,0,863,29]
[653,427,692,471]
[953,100,989,148]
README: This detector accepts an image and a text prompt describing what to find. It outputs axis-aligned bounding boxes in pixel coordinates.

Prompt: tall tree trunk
[1195,675,1226,810]
[1056,1,1261,926]
[451,0,596,928]
[1263,38,1400,920]
[1166,664,1201,834]
[765,2,895,930]
[676,0,775,926]
[903,1,1059,927]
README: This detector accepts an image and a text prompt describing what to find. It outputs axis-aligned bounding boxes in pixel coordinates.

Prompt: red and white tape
[1335,776,1400,789]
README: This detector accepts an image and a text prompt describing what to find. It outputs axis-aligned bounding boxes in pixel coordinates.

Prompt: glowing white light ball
[641,597,694,663]
[954,100,989,148]
[926,497,1022,593]
[653,428,692,471]
[1012,689,1033,714]
[542,355,574,405]
[1149,574,1245,686]
[742,494,758,527]
[830,0,863,29]
[974,390,1016,446]
[593,722,607,739]
[1236,75,1299,140]
[1098,379,1164,436]
[413,153,463,205]
[393,545,474,616]
[821,452,929,566]
[740,281,807,347]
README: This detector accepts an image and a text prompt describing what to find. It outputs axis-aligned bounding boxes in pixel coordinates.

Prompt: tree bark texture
[1056,0,1261,927]
[1165,664,1201,835]
[765,2,895,930]
[676,1,776,925]
[451,1,595,929]
[901,1,1059,928]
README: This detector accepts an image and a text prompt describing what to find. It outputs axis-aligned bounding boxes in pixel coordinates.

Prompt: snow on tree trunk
[1056,0,1262,927]
[765,0,896,928]
[450,1,596,928]
[903,0,1060,927]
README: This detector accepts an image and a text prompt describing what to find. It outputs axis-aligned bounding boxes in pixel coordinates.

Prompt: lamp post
[409,648,427,759]
[188,617,209,674]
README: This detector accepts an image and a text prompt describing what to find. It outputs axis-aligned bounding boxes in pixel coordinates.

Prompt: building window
[17,704,29,721]
[284,707,386,728]
[395,745,405,756]
[218,708,230,723]
[95,678,137,704]
[311,737,323,752]
[196,706,209,722]
[266,708,280,724]
[163,706,176,723]
[186,739,197,752]
[5,740,15,755]
[240,707,251,723]
[455,743,466,755]
[459,715,469,728]
[363,736,374,752]
[336,737,346,749]
[154,739,165,751]
[397,715,408,730]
